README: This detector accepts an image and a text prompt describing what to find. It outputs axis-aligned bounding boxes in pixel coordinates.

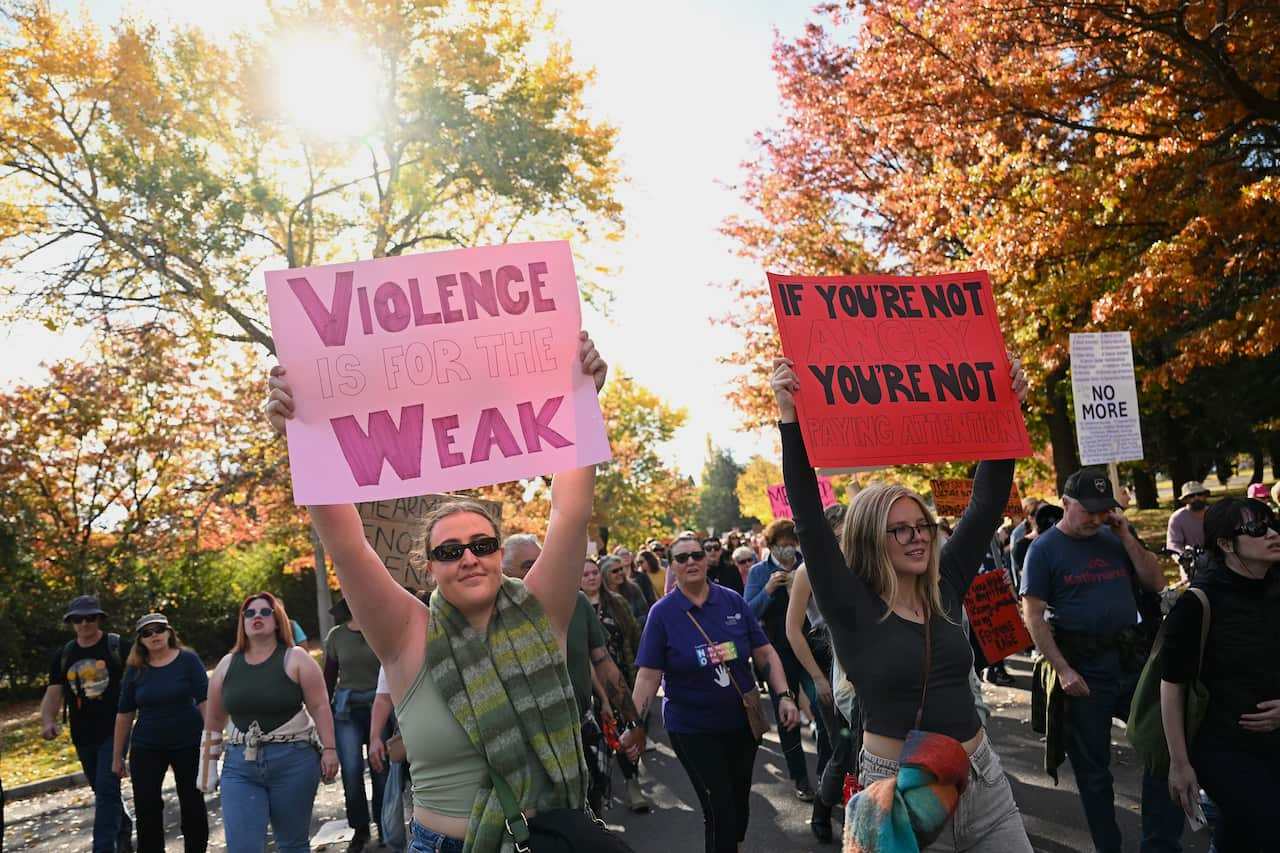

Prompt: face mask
[773,545,797,564]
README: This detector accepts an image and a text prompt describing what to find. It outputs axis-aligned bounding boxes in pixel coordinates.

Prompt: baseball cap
[1247,483,1270,500]
[64,595,107,622]
[134,613,169,633]
[1063,468,1121,513]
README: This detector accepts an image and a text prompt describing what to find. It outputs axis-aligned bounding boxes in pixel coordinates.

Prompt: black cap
[1063,468,1120,513]
[64,595,107,621]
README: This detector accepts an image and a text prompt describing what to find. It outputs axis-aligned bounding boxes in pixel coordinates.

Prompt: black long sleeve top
[780,420,1015,741]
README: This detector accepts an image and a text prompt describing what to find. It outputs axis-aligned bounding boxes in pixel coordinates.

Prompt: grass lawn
[1,701,82,786]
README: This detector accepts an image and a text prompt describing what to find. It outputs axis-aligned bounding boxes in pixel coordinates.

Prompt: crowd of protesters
[30,336,1280,853]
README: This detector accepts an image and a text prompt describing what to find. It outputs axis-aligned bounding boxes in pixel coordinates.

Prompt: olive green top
[222,645,304,734]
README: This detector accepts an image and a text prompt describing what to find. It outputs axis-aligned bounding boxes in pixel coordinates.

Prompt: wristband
[778,690,797,703]
[323,746,337,751]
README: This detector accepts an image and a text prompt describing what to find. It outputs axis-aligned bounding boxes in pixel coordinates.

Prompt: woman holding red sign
[770,355,1032,852]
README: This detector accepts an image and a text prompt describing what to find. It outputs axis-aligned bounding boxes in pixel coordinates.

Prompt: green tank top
[222,645,304,734]
[395,652,553,816]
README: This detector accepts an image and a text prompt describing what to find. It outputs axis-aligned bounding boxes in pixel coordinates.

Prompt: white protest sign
[1069,332,1143,465]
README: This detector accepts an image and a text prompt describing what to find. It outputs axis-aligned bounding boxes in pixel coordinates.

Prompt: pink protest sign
[265,241,611,505]
[768,477,838,520]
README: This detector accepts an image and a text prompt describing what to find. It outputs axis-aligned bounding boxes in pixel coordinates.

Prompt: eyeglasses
[886,522,939,545]
[429,536,501,563]
[139,626,168,639]
[734,557,754,565]
[243,607,275,619]
[69,615,98,624]
[1233,520,1280,538]
[703,543,721,552]
[671,550,706,564]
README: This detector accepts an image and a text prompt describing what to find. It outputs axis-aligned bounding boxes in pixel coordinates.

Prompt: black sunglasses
[703,543,722,551]
[672,550,705,564]
[734,557,754,565]
[430,536,501,563]
[139,626,168,639]
[1233,519,1280,538]
[243,607,275,619]
[69,615,99,624]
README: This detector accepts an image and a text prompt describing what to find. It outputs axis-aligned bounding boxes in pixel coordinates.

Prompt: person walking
[324,599,388,852]
[601,554,650,626]
[772,354,1034,852]
[703,538,744,597]
[111,614,208,853]
[265,332,632,853]
[630,534,800,853]
[1162,497,1280,852]
[202,592,339,852]
[614,546,657,610]
[40,595,133,853]
[1022,468,1184,853]
[636,549,667,604]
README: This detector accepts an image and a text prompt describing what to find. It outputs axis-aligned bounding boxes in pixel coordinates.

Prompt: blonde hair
[839,484,946,621]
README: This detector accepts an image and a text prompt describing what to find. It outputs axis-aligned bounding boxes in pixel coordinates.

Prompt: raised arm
[524,332,608,638]
[266,365,428,675]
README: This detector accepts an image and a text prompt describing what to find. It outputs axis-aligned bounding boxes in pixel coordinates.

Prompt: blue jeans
[221,742,320,853]
[381,762,408,851]
[333,696,387,835]
[407,819,464,853]
[74,735,132,853]
[1065,653,1184,853]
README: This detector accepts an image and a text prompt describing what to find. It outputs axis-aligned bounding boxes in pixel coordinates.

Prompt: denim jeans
[407,819,464,853]
[221,742,320,853]
[381,762,409,851]
[1065,652,1184,853]
[858,736,1032,852]
[333,696,387,835]
[74,735,132,853]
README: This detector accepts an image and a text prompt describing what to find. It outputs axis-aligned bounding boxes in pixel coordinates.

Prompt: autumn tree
[724,1,1279,497]
[736,455,782,525]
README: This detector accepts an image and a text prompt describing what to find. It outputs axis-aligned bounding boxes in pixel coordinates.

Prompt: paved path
[5,655,1212,851]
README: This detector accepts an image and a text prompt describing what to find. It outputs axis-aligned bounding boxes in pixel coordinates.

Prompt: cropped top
[780,421,1013,741]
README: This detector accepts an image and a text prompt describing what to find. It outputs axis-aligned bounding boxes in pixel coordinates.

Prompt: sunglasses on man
[702,543,722,552]
[69,615,99,624]
[429,536,501,563]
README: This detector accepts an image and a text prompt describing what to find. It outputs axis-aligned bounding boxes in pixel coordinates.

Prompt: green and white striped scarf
[427,577,586,853]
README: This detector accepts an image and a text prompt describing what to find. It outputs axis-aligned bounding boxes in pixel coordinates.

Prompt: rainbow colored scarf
[845,730,970,852]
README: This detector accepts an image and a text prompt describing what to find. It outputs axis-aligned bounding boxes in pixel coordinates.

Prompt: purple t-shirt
[635,583,768,734]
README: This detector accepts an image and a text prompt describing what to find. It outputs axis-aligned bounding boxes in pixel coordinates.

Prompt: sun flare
[271,30,382,140]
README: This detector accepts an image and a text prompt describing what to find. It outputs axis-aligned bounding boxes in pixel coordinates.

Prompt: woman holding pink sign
[265,331,632,853]
[770,354,1033,852]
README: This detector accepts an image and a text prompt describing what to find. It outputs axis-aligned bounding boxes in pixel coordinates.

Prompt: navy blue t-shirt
[1021,526,1138,637]
[118,649,208,751]
[635,583,769,735]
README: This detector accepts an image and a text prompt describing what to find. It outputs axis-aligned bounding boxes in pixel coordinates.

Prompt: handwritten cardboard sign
[964,569,1033,664]
[929,479,1024,519]
[767,477,838,520]
[356,494,504,588]
[768,271,1030,468]
[266,241,612,504]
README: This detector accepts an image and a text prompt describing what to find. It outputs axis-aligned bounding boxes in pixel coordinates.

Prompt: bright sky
[9,0,816,482]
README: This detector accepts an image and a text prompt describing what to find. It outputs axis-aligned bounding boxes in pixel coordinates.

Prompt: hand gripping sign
[768,271,1031,468]
[266,241,612,504]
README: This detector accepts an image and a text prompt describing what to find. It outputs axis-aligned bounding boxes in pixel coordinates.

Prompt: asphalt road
[5,654,1212,851]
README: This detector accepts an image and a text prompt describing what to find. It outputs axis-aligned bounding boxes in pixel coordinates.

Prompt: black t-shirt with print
[48,635,124,745]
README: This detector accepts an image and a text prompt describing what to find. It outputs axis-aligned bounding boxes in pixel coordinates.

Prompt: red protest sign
[768,271,1030,468]
[964,569,1033,664]
[768,477,838,520]
[929,479,1024,518]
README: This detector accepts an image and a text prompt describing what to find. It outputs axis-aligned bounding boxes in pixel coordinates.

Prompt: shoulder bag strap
[914,616,932,730]
[1188,588,1211,673]
[485,764,532,851]
[685,610,751,701]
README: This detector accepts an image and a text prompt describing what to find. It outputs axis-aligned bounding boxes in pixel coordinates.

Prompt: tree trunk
[1131,466,1159,509]
[312,525,333,639]
[1249,445,1264,484]
[1044,366,1080,492]
[1268,433,1280,481]
[1214,455,1232,487]
[1162,411,1195,508]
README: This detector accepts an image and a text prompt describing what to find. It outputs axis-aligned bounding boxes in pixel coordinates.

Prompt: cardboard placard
[964,569,1033,664]
[929,478,1024,518]
[356,494,504,588]
[266,240,611,504]
[1069,331,1144,465]
[768,271,1030,468]
[767,477,838,520]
